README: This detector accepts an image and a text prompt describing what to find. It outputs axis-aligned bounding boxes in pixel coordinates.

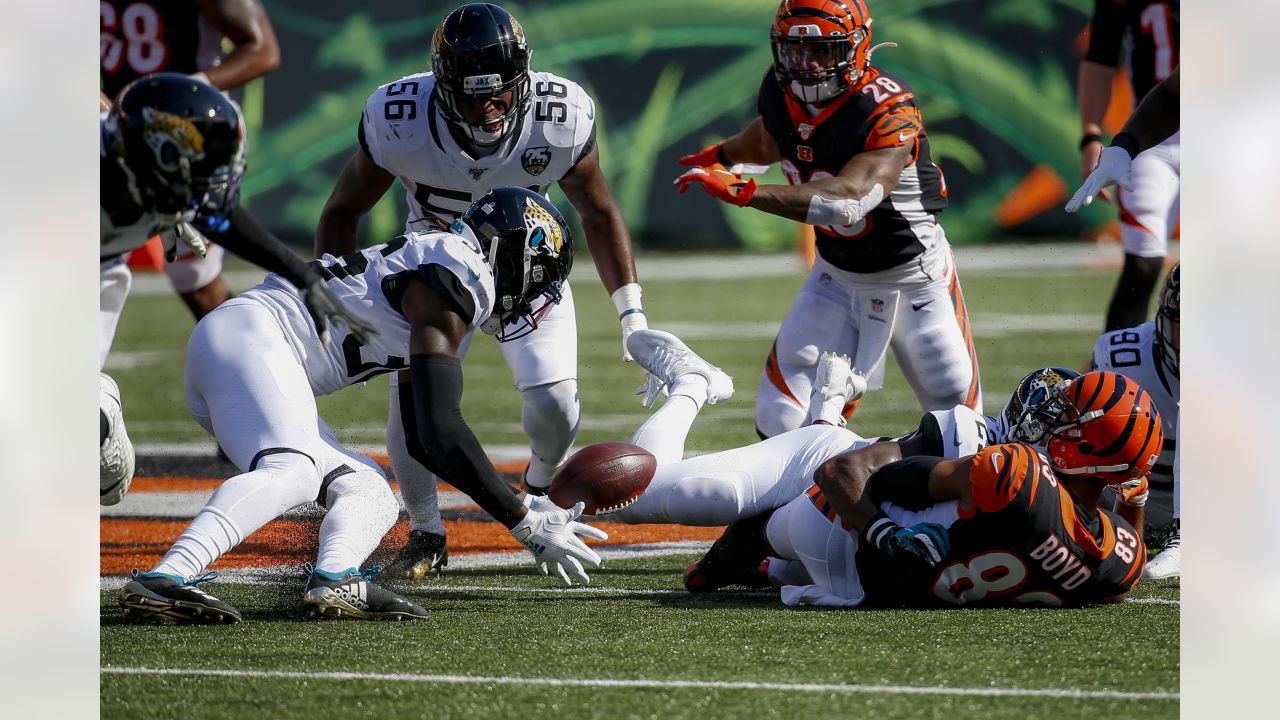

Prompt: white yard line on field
[98,666,1178,700]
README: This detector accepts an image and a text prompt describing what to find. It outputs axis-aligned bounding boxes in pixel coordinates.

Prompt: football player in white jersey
[1090,264,1179,579]
[119,187,609,623]
[100,74,370,507]
[316,3,650,579]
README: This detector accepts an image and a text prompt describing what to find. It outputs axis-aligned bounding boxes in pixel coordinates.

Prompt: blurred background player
[100,0,282,322]
[1090,264,1179,579]
[315,3,649,578]
[1076,0,1179,331]
[119,187,606,623]
[674,0,981,439]
[691,371,1161,608]
[100,74,371,506]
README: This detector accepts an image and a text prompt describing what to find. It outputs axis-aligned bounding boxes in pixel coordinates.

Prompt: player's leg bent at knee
[756,274,854,438]
[521,378,580,489]
[765,492,866,607]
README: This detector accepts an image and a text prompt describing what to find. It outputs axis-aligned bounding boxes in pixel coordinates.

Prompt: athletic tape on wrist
[806,183,885,227]
[611,283,644,321]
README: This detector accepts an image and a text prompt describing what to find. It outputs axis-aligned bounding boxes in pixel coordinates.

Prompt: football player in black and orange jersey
[1076,1,1180,332]
[674,0,981,439]
[688,371,1161,608]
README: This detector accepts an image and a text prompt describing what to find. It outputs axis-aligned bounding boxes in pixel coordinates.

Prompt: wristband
[1111,132,1140,159]
[715,143,731,166]
[1079,133,1103,149]
[611,283,644,322]
[863,512,899,550]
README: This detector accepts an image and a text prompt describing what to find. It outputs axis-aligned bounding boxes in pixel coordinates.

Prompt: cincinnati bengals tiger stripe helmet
[770,0,875,104]
[1044,371,1164,484]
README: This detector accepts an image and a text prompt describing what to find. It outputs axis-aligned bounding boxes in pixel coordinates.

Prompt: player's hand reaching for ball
[509,501,609,586]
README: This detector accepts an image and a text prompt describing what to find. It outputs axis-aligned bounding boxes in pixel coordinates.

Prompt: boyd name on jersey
[360,70,596,232]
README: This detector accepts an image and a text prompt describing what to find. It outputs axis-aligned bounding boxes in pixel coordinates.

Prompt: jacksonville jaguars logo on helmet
[523,196,565,253]
[141,107,207,172]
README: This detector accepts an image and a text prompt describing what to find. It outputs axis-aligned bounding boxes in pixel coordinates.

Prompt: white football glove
[159,221,210,262]
[1065,146,1134,212]
[509,501,609,586]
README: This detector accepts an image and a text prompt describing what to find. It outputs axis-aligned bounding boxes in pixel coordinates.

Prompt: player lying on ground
[118,187,605,624]
[604,335,1101,596]
[100,73,371,507]
[688,370,1161,608]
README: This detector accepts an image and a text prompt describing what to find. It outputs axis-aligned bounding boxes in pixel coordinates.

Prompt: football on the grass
[547,442,657,515]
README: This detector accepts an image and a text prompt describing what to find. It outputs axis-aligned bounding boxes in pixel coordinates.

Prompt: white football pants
[155,299,397,579]
[99,257,132,370]
[390,281,579,531]
[765,490,959,607]
[756,242,981,438]
[1117,132,1180,259]
[613,424,872,526]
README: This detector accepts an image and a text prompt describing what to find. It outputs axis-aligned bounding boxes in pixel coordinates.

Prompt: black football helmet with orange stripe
[770,0,880,105]
[1044,371,1164,484]
[430,3,531,148]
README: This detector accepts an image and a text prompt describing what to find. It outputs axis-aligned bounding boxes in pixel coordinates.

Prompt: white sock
[398,472,446,535]
[629,394,702,466]
[153,455,317,578]
[315,472,398,575]
[669,374,709,408]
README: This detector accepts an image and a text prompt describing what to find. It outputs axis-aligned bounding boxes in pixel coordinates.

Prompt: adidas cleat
[626,329,734,407]
[118,570,242,624]
[386,530,450,580]
[303,566,429,621]
[1143,521,1180,580]
[100,373,136,506]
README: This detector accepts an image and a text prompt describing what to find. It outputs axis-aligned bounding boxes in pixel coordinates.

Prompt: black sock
[1105,254,1165,331]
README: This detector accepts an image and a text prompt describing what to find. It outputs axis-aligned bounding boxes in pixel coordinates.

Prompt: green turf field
[101,259,1179,718]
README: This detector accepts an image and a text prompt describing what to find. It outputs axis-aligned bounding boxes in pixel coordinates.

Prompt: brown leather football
[547,442,657,515]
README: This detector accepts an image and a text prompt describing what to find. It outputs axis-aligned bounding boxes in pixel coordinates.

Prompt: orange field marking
[101,517,724,576]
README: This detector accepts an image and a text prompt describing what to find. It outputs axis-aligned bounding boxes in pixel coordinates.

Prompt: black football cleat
[118,570,242,624]
[303,565,429,621]
[387,530,450,580]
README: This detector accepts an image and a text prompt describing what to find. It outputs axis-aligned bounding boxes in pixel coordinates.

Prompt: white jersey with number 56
[360,70,596,232]
[240,230,495,397]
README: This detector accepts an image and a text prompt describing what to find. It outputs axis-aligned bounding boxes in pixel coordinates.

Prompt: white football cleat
[626,329,734,408]
[100,372,135,506]
[806,351,867,427]
[1142,522,1180,580]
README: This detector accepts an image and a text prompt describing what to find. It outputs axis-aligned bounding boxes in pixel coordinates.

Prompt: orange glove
[1116,476,1149,507]
[674,164,757,207]
[678,142,729,168]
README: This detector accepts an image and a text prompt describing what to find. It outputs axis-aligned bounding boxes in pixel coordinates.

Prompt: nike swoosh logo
[911,299,934,311]
[899,132,916,142]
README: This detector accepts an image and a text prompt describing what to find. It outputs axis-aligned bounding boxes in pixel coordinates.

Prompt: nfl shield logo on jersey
[798,122,814,141]
[871,298,885,313]
[522,146,551,176]
[468,168,487,180]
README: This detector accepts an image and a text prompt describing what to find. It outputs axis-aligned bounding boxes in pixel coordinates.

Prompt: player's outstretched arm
[749,143,909,225]
[196,206,375,344]
[559,145,647,361]
[198,0,281,91]
[679,118,782,169]
[316,149,397,257]
[402,280,607,584]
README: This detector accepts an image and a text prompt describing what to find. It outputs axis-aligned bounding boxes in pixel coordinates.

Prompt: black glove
[299,266,378,346]
[864,513,950,567]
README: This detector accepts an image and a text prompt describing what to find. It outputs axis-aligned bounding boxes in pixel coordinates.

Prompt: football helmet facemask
[995,367,1081,445]
[458,187,573,342]
[430,3,532,148]
[1044,371,1164,484]
[106,73,246,216]
[770,0,877,105]
[1155,263,1179,377]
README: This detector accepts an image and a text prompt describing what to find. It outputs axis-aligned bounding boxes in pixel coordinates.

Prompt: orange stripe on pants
[947,264,982,410]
